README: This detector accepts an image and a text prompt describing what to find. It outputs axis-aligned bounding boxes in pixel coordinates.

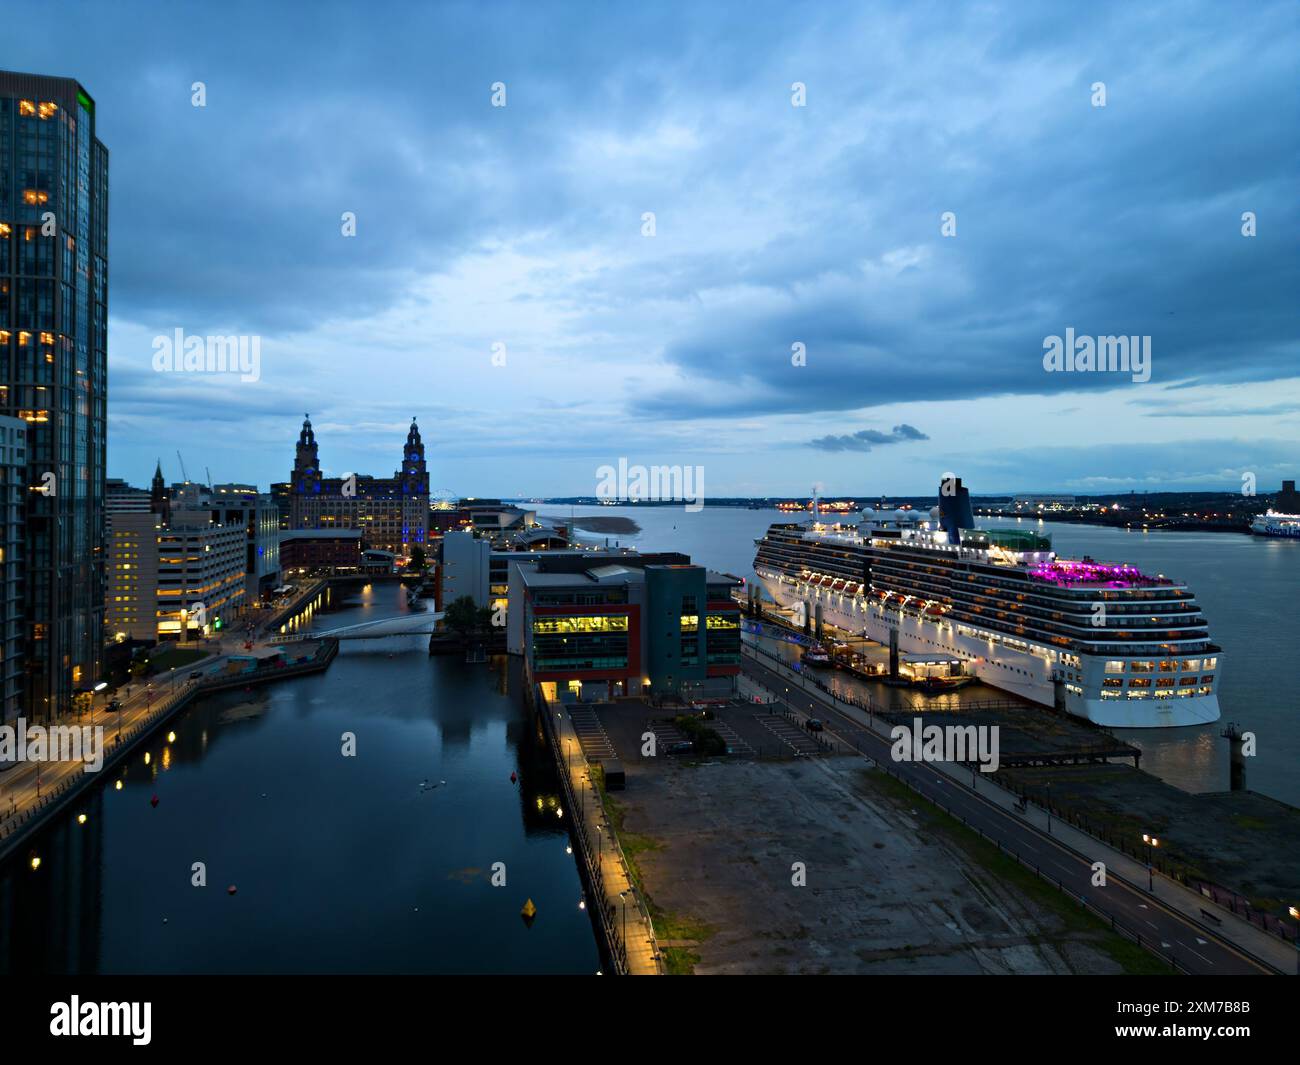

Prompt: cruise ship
[754,478,1222,728]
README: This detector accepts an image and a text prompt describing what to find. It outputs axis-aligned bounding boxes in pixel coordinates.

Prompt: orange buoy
[149,794,159,808]
[510,771,517,784]
[520,898,537,924]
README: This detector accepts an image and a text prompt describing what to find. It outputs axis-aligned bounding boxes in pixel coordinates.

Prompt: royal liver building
[288,415,429,556]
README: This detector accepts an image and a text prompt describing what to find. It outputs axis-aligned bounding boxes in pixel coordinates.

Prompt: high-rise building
[287,415,429,555]
[0,72,108,719]
[0,414,27,723]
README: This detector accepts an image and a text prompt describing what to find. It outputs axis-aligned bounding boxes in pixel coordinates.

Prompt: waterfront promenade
[543,698,661,975]
[0,650,220,853]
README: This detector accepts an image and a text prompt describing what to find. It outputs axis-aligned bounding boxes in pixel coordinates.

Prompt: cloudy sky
[31,0,1300,497]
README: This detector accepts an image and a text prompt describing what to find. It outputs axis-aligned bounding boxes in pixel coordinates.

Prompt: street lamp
[1142,833,1159,891]
[92,681,107,730]
[1289,905,1299,976]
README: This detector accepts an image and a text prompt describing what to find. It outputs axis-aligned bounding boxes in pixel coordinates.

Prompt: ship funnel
[937,476,975,545]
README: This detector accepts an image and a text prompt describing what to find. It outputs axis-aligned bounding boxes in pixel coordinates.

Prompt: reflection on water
[0,582,600,974]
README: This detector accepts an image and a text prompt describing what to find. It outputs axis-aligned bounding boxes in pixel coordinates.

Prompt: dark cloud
[15,0,1293,492]
[808,424,929,452]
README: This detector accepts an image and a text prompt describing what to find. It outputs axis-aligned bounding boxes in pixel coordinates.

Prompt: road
[743,653,1274,976]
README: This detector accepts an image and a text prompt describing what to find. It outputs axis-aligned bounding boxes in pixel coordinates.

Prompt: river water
[558,503,1298,806]
[0,582,601,974]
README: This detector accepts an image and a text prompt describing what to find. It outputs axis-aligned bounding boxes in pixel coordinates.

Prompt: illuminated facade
[0,72,108,718]
[511,559,741,702]
[288,415,428,555]
[106,511,246,643]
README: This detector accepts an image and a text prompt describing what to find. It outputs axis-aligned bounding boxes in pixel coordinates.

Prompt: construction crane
[176,450,189,483]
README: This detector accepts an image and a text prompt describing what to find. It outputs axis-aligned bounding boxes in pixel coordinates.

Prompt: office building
[510,556,741,702]
[106,508,246,643]
[441,529,679,617]
[280,529,362,572]
[106,477,150,513]
[0,71,108,718]
[0,415,25,722]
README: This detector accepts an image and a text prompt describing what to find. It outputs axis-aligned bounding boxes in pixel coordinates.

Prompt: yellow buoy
[521,898,537,921]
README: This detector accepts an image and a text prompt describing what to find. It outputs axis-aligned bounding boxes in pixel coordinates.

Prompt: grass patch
[595,768,714,974]
[662,947,701,975]
[860,768,1176,976]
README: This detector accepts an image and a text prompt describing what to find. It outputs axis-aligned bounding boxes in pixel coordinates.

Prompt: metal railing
[538,689,663,974]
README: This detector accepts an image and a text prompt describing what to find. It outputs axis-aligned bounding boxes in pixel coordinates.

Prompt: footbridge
[275,607,444,643]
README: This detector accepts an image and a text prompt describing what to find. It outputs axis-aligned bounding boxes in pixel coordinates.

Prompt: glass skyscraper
[0,71,107,719]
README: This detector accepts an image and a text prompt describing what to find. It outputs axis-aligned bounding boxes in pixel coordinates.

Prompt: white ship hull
[1250,518,1300,538]
[757,570,1221,729]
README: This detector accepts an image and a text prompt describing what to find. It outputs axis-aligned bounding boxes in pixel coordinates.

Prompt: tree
[443,596,479,639]
[408,546,427,574]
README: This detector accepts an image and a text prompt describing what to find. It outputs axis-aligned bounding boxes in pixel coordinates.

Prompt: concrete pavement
[742,643,1289,975]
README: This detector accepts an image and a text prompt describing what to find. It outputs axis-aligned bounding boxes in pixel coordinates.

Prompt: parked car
[189,671,204,681]
[107,699,122,712]
[806,718,824,732]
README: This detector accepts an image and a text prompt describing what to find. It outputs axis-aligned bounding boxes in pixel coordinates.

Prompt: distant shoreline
[541,514,641,535]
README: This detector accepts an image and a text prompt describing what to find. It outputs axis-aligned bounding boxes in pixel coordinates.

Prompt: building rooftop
[281,529,363,540]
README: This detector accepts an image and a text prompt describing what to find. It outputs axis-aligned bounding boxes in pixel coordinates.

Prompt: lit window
[1104,660,1124,673]
[0,223,10,237]
[38,101,58,119]
[22,190,49,205]
[18,100,36,117]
